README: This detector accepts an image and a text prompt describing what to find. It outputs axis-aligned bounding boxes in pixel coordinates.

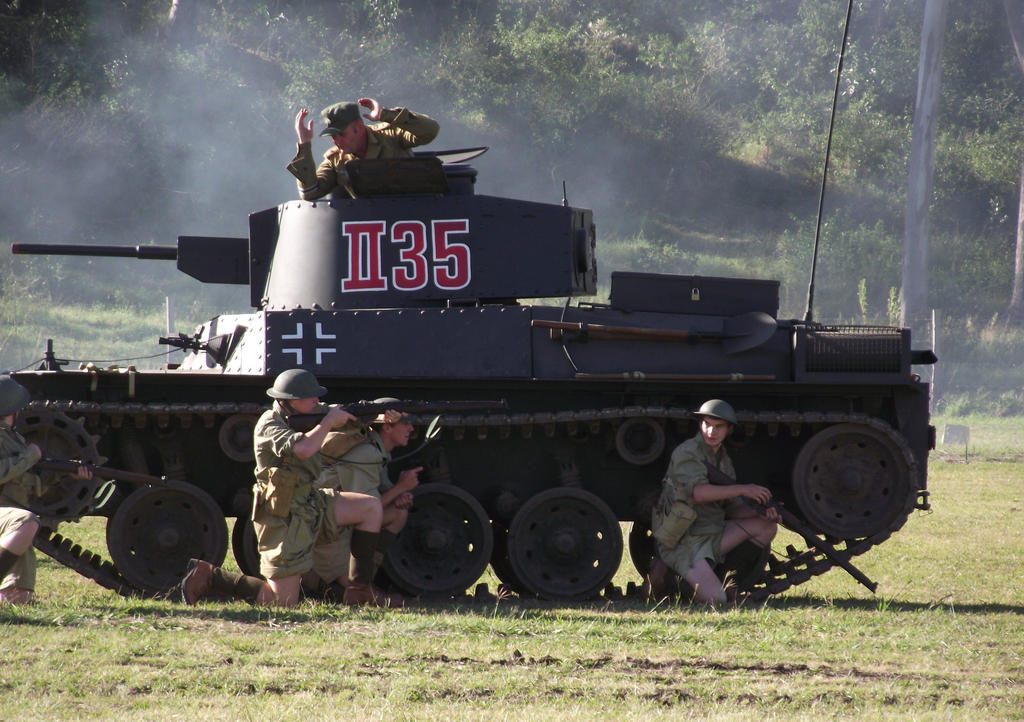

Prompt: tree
[1004,0,1024,324]
[902,0,950,332]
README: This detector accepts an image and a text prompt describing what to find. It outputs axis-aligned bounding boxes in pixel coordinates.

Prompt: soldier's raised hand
[358,97,382,122]
[294,108,313,144]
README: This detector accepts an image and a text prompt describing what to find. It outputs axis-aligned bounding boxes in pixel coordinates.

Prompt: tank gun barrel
[11,236,250,286]
[12,242,178,260]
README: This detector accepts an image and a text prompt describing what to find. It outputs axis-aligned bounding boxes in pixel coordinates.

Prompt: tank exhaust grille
[804,325,903,373]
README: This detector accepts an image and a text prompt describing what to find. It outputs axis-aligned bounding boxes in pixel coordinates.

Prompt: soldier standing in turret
[647,399,779,606]
[0,376,92,605]
[287,97,439,200]
[181,369,402,607]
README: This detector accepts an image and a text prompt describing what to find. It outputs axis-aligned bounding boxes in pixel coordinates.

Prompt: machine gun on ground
[703,461,878,593]
[286,399,508,433]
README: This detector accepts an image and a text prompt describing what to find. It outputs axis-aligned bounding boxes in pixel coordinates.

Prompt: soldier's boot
[0,548,30,604]
[344,530,404,608]
[372,529,400,577]
[0,548,23,579]
[722,540,769,598]
[181,558,267,605]
[323,581,347,603]
[644,557,671,603]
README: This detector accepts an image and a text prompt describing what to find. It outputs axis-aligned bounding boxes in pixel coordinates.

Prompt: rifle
[36,458,170,487]
[26,458,173,518]
[286,399,509,433]
[702,461,878,593]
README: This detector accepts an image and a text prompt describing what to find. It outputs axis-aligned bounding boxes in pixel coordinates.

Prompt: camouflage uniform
[286,107,439,200]
[0,421,43,592]
[251,400,342,579]
[654,433,740,578]
[312,430,393,583]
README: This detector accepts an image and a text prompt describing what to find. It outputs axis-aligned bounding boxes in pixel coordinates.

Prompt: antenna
[804,0,855,323]
[562,180,569,207]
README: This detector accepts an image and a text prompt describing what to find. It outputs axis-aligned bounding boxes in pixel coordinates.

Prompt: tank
[8,153,936,602]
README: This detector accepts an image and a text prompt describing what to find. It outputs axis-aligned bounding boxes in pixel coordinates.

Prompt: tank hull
[8,172,935,601]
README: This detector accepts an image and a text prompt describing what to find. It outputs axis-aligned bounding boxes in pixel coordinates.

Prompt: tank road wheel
[490,521,531,595]
[615,418,666,466]
[231,516,261,579]
[381,483,494,599]
[628,519,656,578]
[16,410,103,518]
[106,480,228,594]
[507,488,622,601]
[219,415,257,463]
[792,423,915,540]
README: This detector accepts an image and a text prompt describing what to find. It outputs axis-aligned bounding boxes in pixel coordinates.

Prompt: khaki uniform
[286,107,440,200]
[0,422,43,591]
[312,431,393,583]
[251,402,341,579]
[654,433,739,578]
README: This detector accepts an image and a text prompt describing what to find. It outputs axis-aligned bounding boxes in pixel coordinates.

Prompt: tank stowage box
[610,271,780,317]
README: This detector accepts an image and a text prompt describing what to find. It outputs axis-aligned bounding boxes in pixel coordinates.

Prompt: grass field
[2,421,1022,720]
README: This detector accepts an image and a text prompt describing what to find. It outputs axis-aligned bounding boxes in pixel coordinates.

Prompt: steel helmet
[266,369,327,400]
[695,399,737,425]
[0,376,31,416]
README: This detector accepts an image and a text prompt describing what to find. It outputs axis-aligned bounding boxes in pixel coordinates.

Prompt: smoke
[0,1,991,398]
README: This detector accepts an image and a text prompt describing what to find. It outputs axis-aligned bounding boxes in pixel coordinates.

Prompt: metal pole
[165,296,173,368]
[929,307,937,413]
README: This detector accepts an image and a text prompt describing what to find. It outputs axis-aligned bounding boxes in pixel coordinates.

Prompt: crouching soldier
[305,399,420,598]
[647,399,779,606]
[181,369,402,607]
[0,376,92,604]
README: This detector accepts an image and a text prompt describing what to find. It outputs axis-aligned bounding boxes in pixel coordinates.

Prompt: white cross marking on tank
[281,322,304,365]
[314,323,336,364]
[280,322,336,366]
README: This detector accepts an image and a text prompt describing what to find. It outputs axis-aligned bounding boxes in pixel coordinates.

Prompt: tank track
[29,400,922,601]
[33,526,137,597]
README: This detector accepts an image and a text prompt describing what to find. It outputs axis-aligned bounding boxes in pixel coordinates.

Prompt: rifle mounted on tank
[531,311,778,355]
[702,461,878,593]
[286,399,509,433]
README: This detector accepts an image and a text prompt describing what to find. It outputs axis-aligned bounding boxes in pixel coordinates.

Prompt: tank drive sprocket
[15,410,104,519]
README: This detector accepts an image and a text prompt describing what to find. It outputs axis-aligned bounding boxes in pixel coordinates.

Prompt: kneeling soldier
[181,369,402,607]
[306,399,420,597]
[0,376,91,605]
[648,399,779,606]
